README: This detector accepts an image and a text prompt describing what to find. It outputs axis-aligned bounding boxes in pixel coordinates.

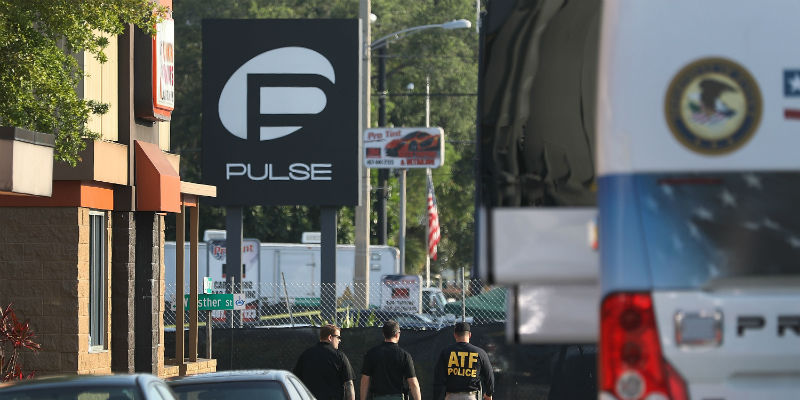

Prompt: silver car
[0,373,175,400]
[168,370,315,400]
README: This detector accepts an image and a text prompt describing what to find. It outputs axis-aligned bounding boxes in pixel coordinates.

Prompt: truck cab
[421,287,447,316]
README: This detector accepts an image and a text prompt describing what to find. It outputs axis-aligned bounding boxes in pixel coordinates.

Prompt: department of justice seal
[665,57,762,155]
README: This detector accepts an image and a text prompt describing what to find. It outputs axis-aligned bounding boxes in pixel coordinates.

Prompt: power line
[372,93,477,97]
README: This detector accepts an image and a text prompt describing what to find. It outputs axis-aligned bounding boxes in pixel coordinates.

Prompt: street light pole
[354,0,372,309]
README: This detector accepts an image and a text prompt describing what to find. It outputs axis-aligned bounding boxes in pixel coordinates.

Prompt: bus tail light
[600,293,689,400]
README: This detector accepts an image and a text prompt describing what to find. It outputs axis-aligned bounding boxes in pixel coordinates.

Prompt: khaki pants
[445,392,478,400]
[372,395,404,400]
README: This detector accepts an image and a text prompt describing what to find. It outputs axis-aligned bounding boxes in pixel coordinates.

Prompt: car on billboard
[385,130,440,157]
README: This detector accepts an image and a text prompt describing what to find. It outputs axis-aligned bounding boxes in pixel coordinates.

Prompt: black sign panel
[202,19,360,206]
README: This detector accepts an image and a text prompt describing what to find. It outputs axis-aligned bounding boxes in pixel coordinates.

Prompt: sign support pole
[225,206,243,328]
[206,310,212,359]
[399,171,406,274]
[321,207,338,325]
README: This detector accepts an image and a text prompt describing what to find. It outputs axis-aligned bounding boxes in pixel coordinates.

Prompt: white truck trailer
[164,240,400,308]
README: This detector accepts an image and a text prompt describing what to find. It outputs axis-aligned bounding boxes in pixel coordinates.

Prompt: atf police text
[447,351,479,377]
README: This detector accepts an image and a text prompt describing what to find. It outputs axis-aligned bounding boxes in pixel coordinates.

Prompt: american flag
[427,169,441,260]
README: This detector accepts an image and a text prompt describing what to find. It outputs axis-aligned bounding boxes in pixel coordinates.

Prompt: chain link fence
[163,282,598,399]
[164,280,505,331]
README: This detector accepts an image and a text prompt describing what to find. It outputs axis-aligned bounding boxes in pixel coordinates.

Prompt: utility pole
[355,0,371,308]
[377,46,388,245]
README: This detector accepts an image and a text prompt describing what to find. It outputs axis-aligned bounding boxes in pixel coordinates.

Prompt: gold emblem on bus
[665,57,762,155]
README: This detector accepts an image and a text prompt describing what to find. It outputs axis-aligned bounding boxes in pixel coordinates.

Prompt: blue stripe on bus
[598,174,654,295]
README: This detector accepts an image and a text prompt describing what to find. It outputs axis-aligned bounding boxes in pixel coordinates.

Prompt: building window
[89,211,106,349]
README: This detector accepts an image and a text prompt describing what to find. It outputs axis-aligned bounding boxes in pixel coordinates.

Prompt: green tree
[370,0,478,276]
[0,0,167,165]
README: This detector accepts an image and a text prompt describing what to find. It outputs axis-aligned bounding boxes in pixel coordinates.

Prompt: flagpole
[425,171,431,288]
[425,76,431,288]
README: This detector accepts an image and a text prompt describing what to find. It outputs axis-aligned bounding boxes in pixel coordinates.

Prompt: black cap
[454,322,471,333]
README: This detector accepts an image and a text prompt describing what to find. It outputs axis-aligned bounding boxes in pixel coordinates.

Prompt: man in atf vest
[433,322,495,400]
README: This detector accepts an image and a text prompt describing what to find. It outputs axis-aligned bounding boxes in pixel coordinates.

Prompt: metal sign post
[225,206,243,328]
[206,310,212,359]
[320,207,338,325]
[399,171,406,273]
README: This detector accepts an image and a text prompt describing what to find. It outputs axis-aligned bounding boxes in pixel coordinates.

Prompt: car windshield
[634,172,800,288]
[0,386,142,400]
[414,313,434,323]
[434,292,447,308]
[170,380,287,400]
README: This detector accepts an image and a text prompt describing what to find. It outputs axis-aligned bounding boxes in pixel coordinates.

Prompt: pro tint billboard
[202,19,360,206]
[364,127,444,168]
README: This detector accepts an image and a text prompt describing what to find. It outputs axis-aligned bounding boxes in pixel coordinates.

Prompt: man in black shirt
[294,324,355,400]
[433,322,494,400]
[360,320,422,400]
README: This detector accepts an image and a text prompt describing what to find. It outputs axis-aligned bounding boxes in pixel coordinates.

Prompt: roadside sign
[243,303,258,323]
[364,127,445,168]
[202,19,360,206]
[203,277,213,294]
[380,274,423,313]
[179,293,247,311]
[207,239,260,300]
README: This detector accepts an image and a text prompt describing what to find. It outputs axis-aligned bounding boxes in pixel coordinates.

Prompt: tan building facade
[0,0,215,378]
[0,207,112,375]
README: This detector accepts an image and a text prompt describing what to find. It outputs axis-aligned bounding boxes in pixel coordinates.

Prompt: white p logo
[217,47,335,141]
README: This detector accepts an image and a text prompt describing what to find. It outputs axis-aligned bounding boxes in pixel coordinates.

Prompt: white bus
[478,1,800,399]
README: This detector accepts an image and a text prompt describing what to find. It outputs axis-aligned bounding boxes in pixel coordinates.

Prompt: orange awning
[135,140,180,212]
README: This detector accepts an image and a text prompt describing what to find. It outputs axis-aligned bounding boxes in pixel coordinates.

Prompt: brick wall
[157,214,166,376]
[111,212,136,372]
[0,207,112,375]
[134,212,165,374]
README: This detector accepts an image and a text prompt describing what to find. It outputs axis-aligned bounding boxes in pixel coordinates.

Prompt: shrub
[0,304,41,381]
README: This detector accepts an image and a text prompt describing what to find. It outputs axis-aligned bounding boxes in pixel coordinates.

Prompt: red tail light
[600,293,689,400]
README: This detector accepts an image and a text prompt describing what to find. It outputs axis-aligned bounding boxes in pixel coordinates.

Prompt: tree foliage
[169,0,478,276]
[370,0,478,276]
[0,0,167,165]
